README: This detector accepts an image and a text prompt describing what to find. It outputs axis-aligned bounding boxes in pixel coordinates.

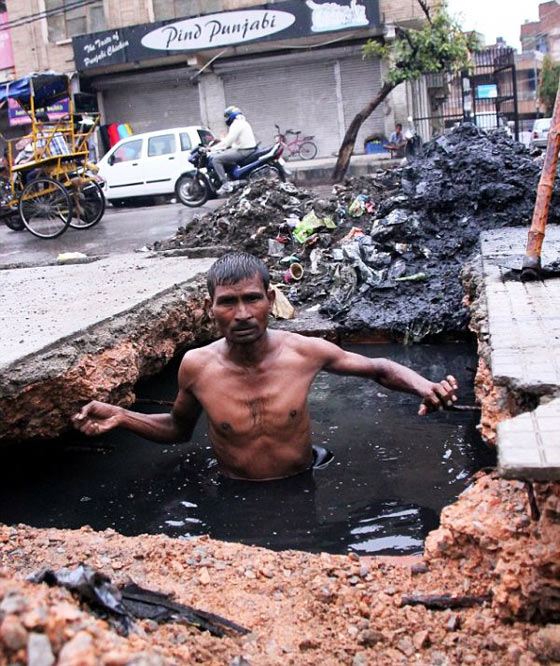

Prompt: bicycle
[274,124,317,160]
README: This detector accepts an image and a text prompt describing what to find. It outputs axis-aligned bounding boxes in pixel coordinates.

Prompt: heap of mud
[154,123,559,340]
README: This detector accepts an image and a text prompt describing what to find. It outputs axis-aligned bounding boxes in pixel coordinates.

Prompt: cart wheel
[18,177,72,239]
[4,213,25,231]
[69,180,105,229]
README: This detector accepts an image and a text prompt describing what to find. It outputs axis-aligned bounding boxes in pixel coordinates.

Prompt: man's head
[224,105,242,126]
[207,253,274,345]
[395,123,402,132]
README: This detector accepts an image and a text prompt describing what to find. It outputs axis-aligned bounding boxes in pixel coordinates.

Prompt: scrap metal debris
[30,564,249,637]
[153,122,560,339]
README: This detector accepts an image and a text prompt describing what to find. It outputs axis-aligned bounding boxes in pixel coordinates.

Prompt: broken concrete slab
[0,253,217,443]
[1,253,214,372]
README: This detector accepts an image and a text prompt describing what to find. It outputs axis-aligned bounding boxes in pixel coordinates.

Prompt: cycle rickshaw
[0,72,105,239]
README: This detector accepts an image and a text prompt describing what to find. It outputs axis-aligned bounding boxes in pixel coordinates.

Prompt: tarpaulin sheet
[0,72,68,106]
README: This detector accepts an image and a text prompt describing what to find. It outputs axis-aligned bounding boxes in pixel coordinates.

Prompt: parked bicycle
[273,124,317,160]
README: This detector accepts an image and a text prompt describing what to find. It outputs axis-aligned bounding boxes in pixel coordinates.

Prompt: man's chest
[193,359,314,434]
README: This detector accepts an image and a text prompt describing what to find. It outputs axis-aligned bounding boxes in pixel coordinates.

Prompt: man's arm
[72,354,203,441]
[211,122,240,151]
[307,338,458,415]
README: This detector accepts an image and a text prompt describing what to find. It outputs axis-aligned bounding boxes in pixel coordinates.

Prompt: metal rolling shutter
[339,55,385,152]
[101,74,202,135]
[222,61,340,158]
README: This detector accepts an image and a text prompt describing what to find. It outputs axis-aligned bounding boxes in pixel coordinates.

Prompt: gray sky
[446,0,544,51]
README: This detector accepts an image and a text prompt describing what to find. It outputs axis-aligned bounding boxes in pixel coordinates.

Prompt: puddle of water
[0,342,495,555]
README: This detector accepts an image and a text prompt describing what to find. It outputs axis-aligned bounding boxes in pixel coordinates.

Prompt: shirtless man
[73,252,459,481]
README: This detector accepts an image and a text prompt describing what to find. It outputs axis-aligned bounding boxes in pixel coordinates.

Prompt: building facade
[521,1,560,60]
[5,0,433,155]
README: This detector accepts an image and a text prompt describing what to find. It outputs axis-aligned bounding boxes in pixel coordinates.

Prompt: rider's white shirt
[212,116,256,151]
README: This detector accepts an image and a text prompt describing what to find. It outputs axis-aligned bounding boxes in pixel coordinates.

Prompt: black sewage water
[1,342,495,555]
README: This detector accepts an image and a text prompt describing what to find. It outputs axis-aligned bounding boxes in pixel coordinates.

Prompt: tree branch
[416,0,432,25]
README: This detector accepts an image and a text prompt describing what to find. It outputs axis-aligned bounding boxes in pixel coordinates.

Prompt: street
[0,199,222,267]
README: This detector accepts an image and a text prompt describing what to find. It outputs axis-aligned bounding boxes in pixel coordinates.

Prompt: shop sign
[73,0,379,71]
[141,10,295,51]
[8,97,70,126]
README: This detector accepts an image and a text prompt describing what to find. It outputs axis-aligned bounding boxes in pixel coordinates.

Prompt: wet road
[0,199,222,267]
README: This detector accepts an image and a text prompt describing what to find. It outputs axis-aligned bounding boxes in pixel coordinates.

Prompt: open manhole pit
[0,340,495,556]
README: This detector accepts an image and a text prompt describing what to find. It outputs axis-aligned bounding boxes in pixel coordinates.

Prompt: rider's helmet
[224,105,242,126]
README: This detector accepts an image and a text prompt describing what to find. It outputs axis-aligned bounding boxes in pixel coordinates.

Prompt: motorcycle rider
[210,106,257,196]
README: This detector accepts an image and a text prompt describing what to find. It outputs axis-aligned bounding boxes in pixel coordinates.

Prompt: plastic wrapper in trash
[284,214,299,228]
[268,239,285,257]
[358,236,392,269]
[342,239,385,289]
[387,258,407,280]
[340,226,365,244]
[371,209,421,243]
[348,194,369,217]
[309,248,324,274]
[30,564,249,638]
[293,210,334,243]
[280,254,300,265]
[271,284,295,319]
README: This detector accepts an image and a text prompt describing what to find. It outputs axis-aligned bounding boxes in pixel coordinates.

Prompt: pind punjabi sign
[73,0,379,71]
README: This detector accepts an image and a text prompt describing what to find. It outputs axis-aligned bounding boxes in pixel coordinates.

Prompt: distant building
[520,0,560,60]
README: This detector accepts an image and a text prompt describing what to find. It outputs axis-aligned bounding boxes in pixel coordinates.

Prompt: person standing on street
[210,106,257,196]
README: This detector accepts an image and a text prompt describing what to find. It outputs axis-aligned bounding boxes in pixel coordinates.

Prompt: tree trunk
[332,80,396,183]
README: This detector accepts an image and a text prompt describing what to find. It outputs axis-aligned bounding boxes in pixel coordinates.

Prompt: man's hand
[72,400,123,436]
[418,375,458,416]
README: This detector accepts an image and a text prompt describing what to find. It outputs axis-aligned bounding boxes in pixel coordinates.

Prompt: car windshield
[534,119,551,131]
[198,129,215,146]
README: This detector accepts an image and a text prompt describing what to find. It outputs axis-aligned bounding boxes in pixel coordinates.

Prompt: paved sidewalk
[480,226,560,481]
[288,152,400,184]
[1,254,214,372]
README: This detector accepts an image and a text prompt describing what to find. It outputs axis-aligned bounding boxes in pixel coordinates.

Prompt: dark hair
[395,123,403,130]
[207,252,270,299]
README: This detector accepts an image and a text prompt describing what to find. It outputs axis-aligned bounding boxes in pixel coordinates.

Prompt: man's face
[210,274,274,345]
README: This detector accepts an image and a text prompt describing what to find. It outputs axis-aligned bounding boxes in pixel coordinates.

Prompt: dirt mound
[154,123,558,339]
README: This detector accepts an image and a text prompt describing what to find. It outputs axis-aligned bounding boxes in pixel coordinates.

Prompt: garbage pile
[155,123,559,339]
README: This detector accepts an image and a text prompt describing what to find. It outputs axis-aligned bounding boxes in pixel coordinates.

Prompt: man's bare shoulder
[178,340,225,382]
[273,330,339,361]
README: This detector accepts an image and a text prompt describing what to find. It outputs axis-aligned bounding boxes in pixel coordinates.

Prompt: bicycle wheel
[297,141,317,160]
[69,180,105,229]
[18,177,72,239]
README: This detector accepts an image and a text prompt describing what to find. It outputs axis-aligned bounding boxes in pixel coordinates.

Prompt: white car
[97,126,215,205]
[530,118,552,150]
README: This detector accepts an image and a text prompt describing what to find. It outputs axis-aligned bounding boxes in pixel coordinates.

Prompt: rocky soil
[1,473,558,665]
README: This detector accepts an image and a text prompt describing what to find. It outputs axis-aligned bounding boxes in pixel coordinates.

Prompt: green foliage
[539,56,560,115]
[363,3,479,87]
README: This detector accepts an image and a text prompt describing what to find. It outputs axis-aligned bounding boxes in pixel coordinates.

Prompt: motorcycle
[175,142,287,207]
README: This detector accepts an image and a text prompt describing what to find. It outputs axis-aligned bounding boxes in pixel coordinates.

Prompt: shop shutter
[339,55,385,152]
[222,60,340,158]
[101,74,202,135]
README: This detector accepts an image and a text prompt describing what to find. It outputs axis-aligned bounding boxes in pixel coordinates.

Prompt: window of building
[45,0,105,42]
[152,0,227,21]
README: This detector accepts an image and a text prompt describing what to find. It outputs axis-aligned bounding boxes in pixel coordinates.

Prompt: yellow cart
[0,72,105,239]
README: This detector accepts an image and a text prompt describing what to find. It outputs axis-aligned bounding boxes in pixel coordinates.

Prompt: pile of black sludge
[155,122,558,340]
